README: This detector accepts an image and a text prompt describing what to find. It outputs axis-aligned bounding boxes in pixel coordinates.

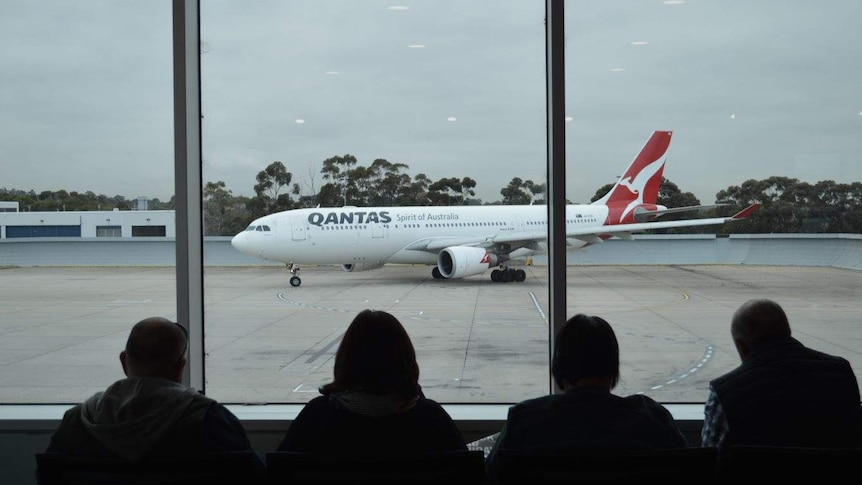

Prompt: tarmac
[1,264,860,405]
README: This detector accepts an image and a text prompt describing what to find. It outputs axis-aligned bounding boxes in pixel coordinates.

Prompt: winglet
[730,203,760,220]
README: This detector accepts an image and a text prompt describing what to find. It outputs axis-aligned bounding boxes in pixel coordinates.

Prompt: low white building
[0,209,175,239]
[0,202,19,213]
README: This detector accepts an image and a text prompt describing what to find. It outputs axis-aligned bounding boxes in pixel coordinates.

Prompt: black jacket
[277,394,466,455]
[485,386,687,481]
[710,336,862,447]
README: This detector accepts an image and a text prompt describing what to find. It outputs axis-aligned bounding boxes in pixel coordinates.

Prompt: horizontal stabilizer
[731,203,760,219]
[635,204,729,222]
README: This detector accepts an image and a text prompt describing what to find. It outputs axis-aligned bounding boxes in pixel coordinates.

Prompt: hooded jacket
[47,377,254,462]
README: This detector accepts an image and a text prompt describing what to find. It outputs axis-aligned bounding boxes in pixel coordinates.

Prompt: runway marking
[529,292,547,321]
[639,344,714,393]
[305,333,344,364]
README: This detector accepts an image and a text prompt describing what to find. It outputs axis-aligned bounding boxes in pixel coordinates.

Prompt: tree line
[2,156,860,236]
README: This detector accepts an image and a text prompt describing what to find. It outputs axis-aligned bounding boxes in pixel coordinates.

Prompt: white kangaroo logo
[615,158,665,222]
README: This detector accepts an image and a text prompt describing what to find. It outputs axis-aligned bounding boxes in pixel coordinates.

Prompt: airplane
[231,130,760,287]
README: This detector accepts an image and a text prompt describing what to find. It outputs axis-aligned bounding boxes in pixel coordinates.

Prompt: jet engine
[341,261,385,272]
[437,247,498,279]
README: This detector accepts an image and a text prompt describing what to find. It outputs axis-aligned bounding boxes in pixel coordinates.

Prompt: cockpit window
[244,225,256,232]
[255,225,264,231]
[262,225,271,231]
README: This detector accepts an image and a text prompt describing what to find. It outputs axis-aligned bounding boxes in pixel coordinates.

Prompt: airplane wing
[405,203,760,252]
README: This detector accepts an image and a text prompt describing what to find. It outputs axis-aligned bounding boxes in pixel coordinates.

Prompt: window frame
[175,0,568,399]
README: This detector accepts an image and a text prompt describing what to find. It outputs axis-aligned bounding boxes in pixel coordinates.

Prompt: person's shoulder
[412,397,459,419]
[56,402,85,426]
[806,345,852,364]
[413,397,450,413]
[513,394,555,408]
[203,400,240,422]
[415,396,444,407]
[295,394,334,415]
[619,393,671,411]
[507,394,557,418]
[62,401,85,415]
[304,394,331,407]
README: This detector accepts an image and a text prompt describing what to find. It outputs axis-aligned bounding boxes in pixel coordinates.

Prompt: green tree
[428,177,477,206]
[203,181,251,236]
[253,161,293,215]
[717,176,862,234]
[316,183,343,207]
[320,154,358,205]
[397,173,431,206]
[717,176,797,233]
[500,177,541,205]
[348,165,374,206]
[367,159,411,206]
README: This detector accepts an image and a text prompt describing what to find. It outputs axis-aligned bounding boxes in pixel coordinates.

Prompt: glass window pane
[565,0,862,402]
[201,0,548,404]
[0,0,174,403]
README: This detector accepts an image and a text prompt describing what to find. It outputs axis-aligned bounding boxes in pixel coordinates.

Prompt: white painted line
[529,292,546,320]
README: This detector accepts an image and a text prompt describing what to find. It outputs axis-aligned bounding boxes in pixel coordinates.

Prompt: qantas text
[307,211,392,226]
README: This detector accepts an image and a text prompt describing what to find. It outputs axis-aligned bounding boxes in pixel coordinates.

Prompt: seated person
[277,309,467,455]
[702,298,862,448]
[45,316,260,465]
[485,314,686,480]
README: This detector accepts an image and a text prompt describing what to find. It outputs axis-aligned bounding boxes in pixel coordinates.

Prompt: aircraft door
[511,216,525,232]
[290,217,307,241]
[371,223,386,239]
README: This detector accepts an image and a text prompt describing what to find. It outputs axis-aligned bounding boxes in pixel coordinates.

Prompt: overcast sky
[2,0,860,205]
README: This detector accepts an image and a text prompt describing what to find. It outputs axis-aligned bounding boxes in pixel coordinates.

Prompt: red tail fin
[593,131,672,224]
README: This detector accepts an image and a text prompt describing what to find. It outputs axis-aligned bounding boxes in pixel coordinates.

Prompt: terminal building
[0,206,175,239]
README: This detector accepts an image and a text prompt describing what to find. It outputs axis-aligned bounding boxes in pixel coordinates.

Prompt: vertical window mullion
[172,0,205,392]
[546,0,567,395]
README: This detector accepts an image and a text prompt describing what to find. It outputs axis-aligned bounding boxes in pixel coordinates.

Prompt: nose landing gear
[287,262,301,287]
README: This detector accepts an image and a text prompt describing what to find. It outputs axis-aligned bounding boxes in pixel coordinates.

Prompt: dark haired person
[702,299,862,448]
[277,309,466,454]
[45,317,259,463]
[485,314,686,481]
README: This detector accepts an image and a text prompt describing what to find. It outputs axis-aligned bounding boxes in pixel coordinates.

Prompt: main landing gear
[430,265,526,282]
[491,266,526,283]
[287,262,301,287]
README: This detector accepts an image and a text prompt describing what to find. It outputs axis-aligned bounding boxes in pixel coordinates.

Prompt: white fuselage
[230,205,609,267]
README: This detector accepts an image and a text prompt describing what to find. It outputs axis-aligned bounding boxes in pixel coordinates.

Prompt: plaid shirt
[701,386,728,447]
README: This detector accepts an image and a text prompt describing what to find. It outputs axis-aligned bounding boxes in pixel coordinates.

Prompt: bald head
[120,317,188,382]
[731,299,791,360]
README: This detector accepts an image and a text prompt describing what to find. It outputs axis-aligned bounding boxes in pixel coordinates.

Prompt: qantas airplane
[231,131,759,286]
